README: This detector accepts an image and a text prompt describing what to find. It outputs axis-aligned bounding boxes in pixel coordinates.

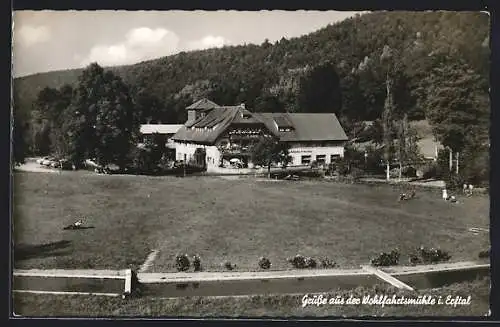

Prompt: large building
[171,99,348,172]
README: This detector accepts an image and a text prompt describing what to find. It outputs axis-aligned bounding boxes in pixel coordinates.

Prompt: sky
[12,10,363,77]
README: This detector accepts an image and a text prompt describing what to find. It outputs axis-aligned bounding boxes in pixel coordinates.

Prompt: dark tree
[250,137,292,178]
[297,62,342,114]
[422,57,488,154]
[12,105,27,165]
[64,63,138,169]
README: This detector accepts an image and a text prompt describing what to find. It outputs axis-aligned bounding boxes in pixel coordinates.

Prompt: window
[301,155,311,165]
[330,154,341,162]
[316,155,326,165]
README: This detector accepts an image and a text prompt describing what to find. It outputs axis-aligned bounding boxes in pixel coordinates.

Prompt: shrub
[408,253,422,265]
[444,173,466,191]
[258,257,272,270]
[336,160,349,176]
[287,255,319,269]
[192,255,202,272]
[402,166,417,178]
[460,144,489,186]
[422,163,438,179]
[287,255,307,269]
[371,249,400,267]
[389,167,401,178]
[413,246,451,264]
[478,248,490,259]
[320,257,337,268]
[305,257,317,268]
[222,261,236,271]
[349,167,364,180]
[175,254,190,272]
[326,163,336,175]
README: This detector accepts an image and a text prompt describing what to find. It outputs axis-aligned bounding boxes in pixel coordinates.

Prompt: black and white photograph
[11,9,491,317]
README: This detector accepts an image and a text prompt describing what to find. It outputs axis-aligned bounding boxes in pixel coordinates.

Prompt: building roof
[173,104,348,145]
[351,137,443,159]
[417,137,443,159]
[254,113,349,142]
[140,124,184,135]
[409,120,443,159]
[186,98,220,110]
[173,106,264,144]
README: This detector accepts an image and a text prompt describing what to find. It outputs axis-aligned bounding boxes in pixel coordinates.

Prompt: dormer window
[274,115,293,132]
[241,113,252,119]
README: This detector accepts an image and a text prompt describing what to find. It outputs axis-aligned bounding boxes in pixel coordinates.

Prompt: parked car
[85,159,101,170]
[41,158,55,166]
[36,157,50,165]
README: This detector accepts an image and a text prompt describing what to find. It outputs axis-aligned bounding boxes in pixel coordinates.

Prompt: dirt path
[14,161,59,174]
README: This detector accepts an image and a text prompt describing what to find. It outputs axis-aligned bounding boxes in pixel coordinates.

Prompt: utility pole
[456,152,459,175]
[183,153,186,177]
[449,148,453,172]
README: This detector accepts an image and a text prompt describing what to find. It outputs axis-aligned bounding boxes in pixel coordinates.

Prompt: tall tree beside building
[380,45,396,180]
[251,137,292,178]
[64,63,138,169]
[93,72,137,169]
[420,55,489,174]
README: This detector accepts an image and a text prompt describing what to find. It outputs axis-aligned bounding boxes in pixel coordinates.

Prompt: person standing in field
[442,189,448,200]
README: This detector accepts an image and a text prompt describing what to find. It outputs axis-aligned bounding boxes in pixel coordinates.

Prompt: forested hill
[14,11,489,126]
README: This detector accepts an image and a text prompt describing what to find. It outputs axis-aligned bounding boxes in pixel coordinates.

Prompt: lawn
[13,171,490,272]
[12,277,491,317]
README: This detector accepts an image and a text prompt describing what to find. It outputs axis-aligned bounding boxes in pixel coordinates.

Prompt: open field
[13,277,490,317]
[13,171,489,272]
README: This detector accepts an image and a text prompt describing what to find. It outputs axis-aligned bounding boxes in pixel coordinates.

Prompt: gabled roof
[173,106,267,144]
[172,106,349,145]
[140,124,184,135]
[254,113,348,142]
[186,98,220,110]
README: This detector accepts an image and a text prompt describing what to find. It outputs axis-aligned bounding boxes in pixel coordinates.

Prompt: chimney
[240,103,245,109]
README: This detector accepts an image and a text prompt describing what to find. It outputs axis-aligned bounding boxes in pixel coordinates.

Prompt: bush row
[175,247,486,272]
[173,254,337,271]
[175,249,455,271]
[371,247,452,267]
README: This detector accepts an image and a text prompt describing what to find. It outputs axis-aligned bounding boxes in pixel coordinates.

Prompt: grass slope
[13,171,489,272]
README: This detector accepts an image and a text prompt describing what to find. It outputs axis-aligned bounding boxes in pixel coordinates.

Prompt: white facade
[175,141,221,169]
[174,139,346,172]
[288,142,345,166]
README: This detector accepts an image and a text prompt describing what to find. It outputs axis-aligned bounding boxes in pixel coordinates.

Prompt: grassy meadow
[13,171,490,272]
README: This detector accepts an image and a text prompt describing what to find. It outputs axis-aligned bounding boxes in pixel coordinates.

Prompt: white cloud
[187,35,230,51]
[16,25,51,47]
[80,27,180,67]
